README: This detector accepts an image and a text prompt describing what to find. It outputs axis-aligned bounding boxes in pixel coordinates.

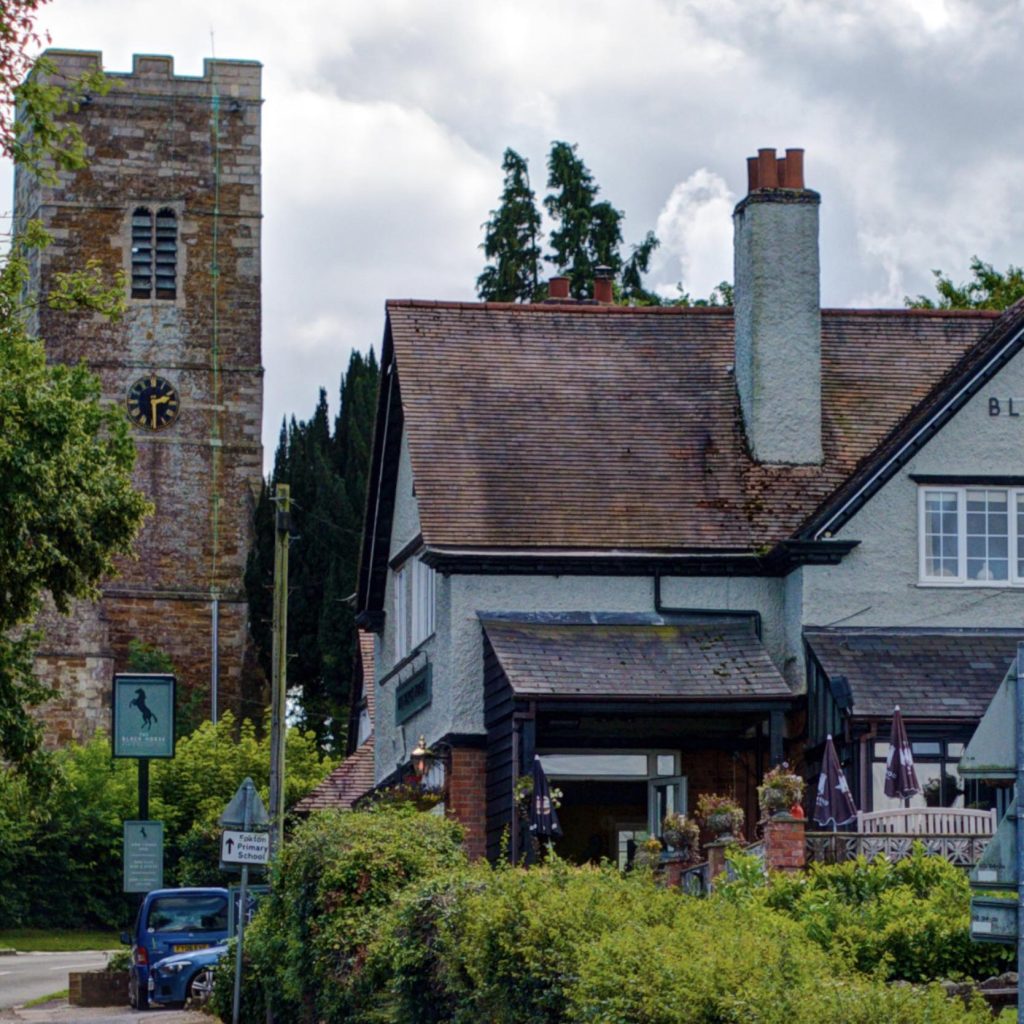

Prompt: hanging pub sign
[112,673,176,758]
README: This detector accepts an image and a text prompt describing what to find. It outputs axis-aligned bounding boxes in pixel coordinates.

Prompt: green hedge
[210,804,467,1022]
[209,816,1007,1024]
[718,845,1012,982]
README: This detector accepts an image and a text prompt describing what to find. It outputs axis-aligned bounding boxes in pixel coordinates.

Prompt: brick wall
[447,747,487,861]
[18,51,265,742]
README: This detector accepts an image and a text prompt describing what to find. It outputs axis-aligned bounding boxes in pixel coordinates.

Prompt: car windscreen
[146,894,228,934]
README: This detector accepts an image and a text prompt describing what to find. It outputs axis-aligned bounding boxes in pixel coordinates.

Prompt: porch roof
[804,627,1024,721]
[481,618,792,701]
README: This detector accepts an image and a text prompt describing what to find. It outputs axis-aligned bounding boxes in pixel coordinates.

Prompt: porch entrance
[539,751,686,867]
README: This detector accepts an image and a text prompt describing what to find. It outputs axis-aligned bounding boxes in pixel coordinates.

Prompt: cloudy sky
[8,0,1024,468]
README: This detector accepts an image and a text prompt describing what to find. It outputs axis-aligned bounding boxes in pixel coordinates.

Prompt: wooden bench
[856,806,997,835]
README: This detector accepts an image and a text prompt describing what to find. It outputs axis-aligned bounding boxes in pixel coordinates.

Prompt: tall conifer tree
[476,148,542,303]
[245,349,379,754]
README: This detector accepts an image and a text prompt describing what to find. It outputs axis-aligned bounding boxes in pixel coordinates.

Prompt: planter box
[69,969,129,1007]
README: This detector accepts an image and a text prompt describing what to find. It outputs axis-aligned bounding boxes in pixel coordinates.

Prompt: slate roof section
[386,301,995,552]
[481,617,793,701]
[804,628,1024,721]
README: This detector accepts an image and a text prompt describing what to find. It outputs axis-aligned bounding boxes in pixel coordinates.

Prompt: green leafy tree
[245,350,379,754]
[545,140,625,297]
[906,256,1024,310]
[476,148,542,302]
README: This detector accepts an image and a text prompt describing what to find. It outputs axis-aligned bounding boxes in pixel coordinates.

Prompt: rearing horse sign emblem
[112,673,176,759]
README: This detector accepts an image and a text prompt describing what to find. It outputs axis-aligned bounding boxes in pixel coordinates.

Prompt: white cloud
[650,170,735,301]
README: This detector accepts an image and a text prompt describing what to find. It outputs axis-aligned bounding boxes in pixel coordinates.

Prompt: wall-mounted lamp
[410,735,433,779]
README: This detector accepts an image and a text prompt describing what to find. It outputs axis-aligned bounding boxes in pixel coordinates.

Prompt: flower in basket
[757,762,805,818]
[660,812,700,858]
[695,793,745,840]
[634,835,663,869]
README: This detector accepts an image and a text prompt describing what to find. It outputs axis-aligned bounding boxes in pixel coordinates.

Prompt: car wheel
[129,972,149,1011]
[188,967,216,1007]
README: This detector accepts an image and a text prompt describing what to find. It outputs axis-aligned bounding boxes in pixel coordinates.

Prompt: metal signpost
[219,778,269,1024]
[123,821,164,892]
[961,643,1024,1019]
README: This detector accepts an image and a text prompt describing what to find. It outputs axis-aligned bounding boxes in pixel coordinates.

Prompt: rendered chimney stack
[733,147,822,465]
[593,266,614,304]
[548,275,570,300]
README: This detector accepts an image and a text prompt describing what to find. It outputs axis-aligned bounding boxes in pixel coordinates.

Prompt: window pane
[541,753,648,777]
[923,490,960,578]
[965,489,1009,581]
[655,754,676,776]
[1018,493,1024,577]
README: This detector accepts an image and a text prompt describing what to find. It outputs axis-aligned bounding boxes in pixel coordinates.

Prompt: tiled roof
[804,628,1024,720]
[481,617,793,700]
[293,741,375,814]
[295,629,378,815]
[387,302,995,551]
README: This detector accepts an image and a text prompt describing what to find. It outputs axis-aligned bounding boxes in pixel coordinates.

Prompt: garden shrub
[214,804,467,1023]
[717,844,1012,982]
[0,716,334,929]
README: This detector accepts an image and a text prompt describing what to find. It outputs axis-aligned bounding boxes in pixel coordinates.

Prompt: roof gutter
[653,570,762,640]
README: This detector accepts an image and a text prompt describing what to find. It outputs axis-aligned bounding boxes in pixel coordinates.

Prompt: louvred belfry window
[131,207,177,299]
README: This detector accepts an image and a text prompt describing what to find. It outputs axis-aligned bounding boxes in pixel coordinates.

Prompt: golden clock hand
[150,393,170,428]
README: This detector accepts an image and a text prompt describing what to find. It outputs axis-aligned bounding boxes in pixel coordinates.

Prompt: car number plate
[172,943,209,952]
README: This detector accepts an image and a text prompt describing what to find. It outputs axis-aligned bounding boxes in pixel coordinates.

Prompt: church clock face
[126,374,181,431]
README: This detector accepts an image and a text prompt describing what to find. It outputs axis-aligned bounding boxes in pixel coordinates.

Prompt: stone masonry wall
[18,51,265,741]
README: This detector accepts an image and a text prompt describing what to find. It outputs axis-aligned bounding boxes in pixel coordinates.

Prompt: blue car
[148,942,227,1008]
[121,887,229,1010]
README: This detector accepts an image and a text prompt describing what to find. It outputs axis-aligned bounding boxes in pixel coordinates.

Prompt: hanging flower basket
[758,763,805,818]
[696,793,745,841]
[661,813,699,859]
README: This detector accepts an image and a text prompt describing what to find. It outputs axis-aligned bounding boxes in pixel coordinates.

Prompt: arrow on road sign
[225,838,235,854]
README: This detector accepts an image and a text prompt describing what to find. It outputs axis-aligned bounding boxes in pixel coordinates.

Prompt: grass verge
[24,988,69,1007]
[0,929,121,952]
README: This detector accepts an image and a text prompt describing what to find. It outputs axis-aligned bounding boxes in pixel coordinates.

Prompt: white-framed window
[392,555,436,660]
[919,486,1023,585]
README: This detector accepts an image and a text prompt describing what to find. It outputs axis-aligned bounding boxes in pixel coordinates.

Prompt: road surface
[0,951,108,1010]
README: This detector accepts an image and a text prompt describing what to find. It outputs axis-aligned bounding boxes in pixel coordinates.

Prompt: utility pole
[267,484,290,858]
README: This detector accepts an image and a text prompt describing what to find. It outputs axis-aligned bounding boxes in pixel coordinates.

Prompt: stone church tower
[15,51,265,742]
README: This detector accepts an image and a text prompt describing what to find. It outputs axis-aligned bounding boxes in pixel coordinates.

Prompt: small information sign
[123,820,163,893]
[221,830,270,865]
[112,674,176,759]
[971,896,1017,944]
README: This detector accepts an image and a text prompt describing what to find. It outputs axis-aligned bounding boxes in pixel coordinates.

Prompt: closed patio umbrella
[528,755,562,840]
[884,705,920,802]
[813,734,857,829]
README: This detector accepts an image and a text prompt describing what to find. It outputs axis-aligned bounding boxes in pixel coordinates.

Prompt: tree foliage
[245,349,379,755]
[0,716,334,928]
[477,148,542,303]
[906,256,1024,310]
[477,141,734,306]
[0,221,149,778]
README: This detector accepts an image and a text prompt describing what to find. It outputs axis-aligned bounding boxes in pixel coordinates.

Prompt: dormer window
[131,206,177,299]
[393,555,436,660]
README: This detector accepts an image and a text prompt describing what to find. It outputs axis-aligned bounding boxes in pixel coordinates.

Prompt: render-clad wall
[376,439,793,782]
[803,348,1024,628]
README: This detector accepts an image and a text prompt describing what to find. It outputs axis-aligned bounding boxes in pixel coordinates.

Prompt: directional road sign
[221,829,270,865]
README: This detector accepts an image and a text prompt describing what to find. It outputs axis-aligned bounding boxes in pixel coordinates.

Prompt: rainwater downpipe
[653,571,762,639]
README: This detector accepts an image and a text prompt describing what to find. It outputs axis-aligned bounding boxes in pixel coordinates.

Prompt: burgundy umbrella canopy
[884,705,921,801]
[813,734,857,829]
